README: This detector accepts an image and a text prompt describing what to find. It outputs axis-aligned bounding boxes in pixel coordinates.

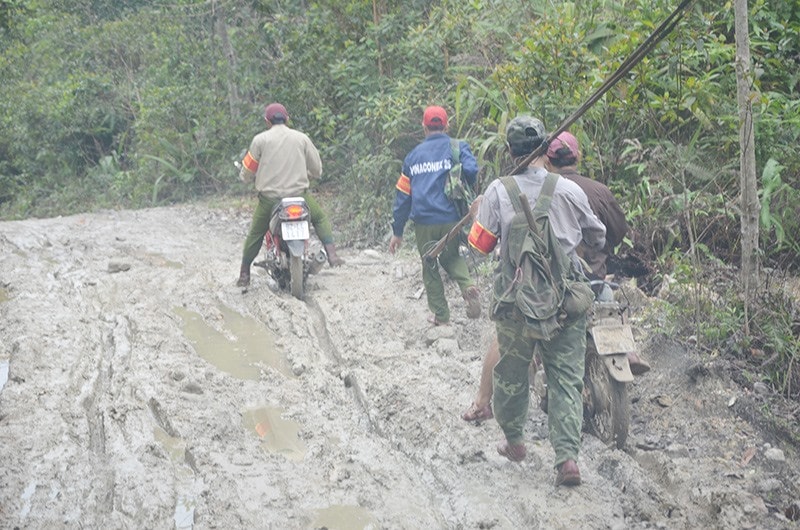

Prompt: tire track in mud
[305,293,461,527]
[84,315,134,455]
[69,314,116,516]
[148,397,201,475]
[305,287,493,526]
[80,309,199,525]
[305,297,386,438]
[81,343,107,458]
[77,315,132,515]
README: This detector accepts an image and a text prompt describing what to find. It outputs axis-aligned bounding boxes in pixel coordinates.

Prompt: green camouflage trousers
[414,223,474,323]
[241,192,334,268]
[493,315,586,467]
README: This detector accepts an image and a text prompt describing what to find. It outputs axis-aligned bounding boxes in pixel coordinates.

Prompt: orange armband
[468,221,498,255]
[396,174,411,195]
[242,151,259,173]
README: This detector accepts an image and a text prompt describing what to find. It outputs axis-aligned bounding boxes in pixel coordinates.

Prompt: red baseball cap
[422,106,448,128]
[547,131,580,159]
[264,102,289,122]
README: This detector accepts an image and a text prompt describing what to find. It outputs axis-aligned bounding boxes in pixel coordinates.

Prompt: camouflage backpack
[489,173,594,340]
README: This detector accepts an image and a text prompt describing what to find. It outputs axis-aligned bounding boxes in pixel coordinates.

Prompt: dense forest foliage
[1,0,799,398]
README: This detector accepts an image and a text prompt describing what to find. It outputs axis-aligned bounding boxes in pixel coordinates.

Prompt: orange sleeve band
[395,174,411,195]
[468,221,498,255]
[243,151,259,173]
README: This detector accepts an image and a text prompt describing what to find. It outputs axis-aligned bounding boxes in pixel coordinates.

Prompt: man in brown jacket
[545,131,628,283]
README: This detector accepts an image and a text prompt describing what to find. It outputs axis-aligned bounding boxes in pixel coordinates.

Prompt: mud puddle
[153,426,199,529]
[242,406,307,461]
[174,303,291,378]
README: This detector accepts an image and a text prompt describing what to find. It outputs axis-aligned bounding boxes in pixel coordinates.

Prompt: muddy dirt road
[1,204,797,529]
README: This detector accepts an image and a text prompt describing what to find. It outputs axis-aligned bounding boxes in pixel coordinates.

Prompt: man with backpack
[389,105,481,325]
[461,131,650,426]
[467,116,606,486]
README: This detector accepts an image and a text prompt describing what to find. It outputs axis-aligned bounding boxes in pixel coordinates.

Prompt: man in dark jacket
[546,131,649,373]
[388,106,481,325]
[545,132,626,282]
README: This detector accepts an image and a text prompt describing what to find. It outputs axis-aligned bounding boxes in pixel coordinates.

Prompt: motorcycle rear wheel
[289,255,304,300]
[584,340,630,449]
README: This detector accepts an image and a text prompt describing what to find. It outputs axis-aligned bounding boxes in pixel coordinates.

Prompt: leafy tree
[0,0,798,262]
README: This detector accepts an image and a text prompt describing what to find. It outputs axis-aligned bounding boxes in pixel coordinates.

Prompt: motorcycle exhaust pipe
[307,249,327,275]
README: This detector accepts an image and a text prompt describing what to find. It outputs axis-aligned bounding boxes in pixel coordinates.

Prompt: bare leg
[477,337,499,406]
[462,336,500,421]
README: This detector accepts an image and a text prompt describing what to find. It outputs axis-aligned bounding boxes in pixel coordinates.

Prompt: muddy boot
[324,243,345,267]
[555,459,581,486]
[236,264,251,287]
[497,440,527,462]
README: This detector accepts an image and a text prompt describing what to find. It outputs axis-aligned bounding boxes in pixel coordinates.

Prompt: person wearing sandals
[467,117,606,486]
[388,105,482,325]
[461,131,651,429]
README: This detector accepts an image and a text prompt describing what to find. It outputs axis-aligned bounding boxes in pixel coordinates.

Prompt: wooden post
[734,0,760,335]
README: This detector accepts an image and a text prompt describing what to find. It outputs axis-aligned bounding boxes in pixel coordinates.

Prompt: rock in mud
[424,324,456,346]
[108,261,131,273]
[765,447,786,462]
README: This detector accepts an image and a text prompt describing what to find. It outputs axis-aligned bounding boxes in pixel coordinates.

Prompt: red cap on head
[547,131,580,160]
[264,103,289,122]
[422,106,448,128]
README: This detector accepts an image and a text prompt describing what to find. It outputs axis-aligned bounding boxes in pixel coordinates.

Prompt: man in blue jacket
[388,106,481,325]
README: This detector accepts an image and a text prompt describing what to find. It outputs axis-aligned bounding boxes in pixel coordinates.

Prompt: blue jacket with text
[392,133,479,237]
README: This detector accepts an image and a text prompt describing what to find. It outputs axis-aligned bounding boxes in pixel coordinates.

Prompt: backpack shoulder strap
[533,172,559,217]
[534,173,574,274]
[500,175,546,239]
[450,138,461,164]
[499,176,524,215]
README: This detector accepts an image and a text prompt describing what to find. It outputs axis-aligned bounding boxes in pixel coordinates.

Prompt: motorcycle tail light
[285,204,305,219]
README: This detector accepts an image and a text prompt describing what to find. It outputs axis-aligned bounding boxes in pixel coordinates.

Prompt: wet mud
[0,204,797,529]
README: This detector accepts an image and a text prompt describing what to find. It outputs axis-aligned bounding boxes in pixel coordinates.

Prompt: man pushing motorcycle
[467,116,607,486]
[462,130,651,429]
[236,102,344,288]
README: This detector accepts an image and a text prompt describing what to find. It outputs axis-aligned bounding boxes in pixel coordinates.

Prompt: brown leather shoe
[324,243,345,267]
[463,285,481,319]
[236,265,251,287]
[555,459,581,486]
[627,351,651,375]
[497,440,526,462]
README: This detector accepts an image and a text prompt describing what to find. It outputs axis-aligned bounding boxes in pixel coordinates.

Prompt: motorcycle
[259,197,327,300]
[581,280,635,449]
[532,280,636,449]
